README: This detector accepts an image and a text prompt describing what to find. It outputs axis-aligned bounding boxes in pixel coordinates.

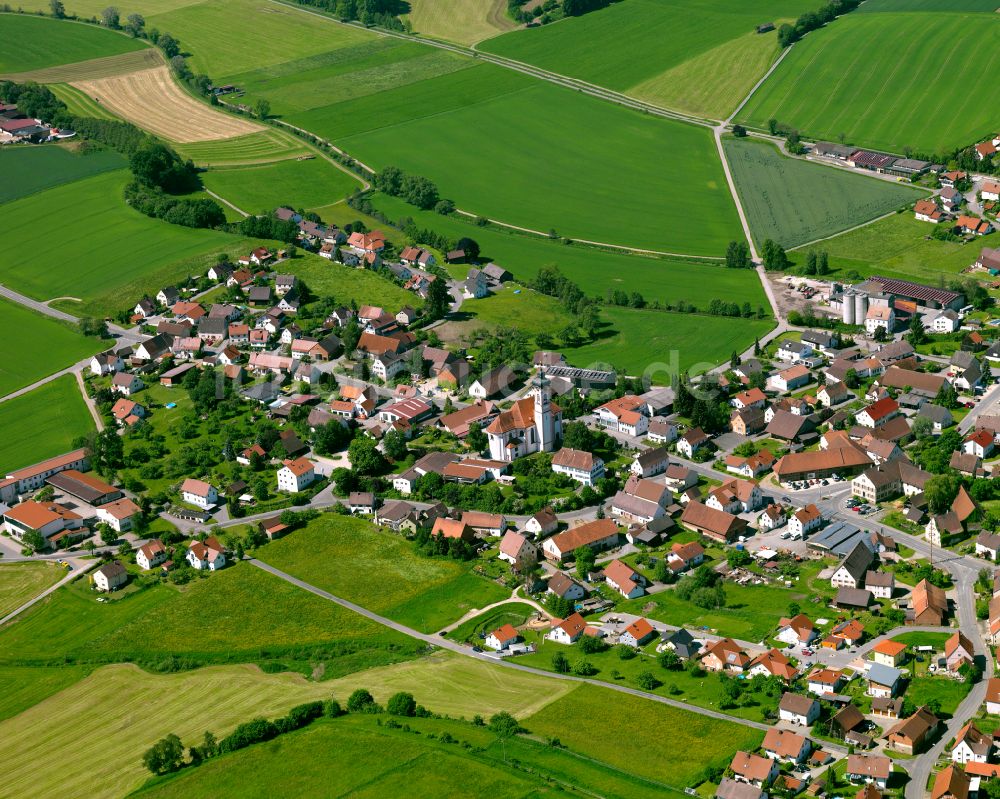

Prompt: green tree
[488,711,522,762]
[49,0,65,18]
[124,12,145,36]
[426,275,451,319]
[574,544,595,578]
[254,99,271,120]
[142,733,184,774]
[347,689,377,713]
[925,473,961,515]
[386,692,417,717]
[658,649,680,671]
[348,436,387,476]
[101,5,120,27]
[466,423,487,453]
[725,240,751,269]
[158,32,180,59]
[636,671,660,691]
[552,651,570,673]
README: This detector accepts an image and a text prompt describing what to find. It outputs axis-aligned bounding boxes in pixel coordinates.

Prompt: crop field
[563,307,775,376]
[526,685,764,788]
[0,170,253,316]
[0,299,104,395]
[201,157,362,214]
[257,515,510,633]
[405,0,515,45]
[0,562,63,619]
[173,128,313,166]
[0,143,124,204]
[145,0,374,77]
[0,376,95,472]
[738,12,1000,154]
[0,663,338,799]
[72,66,263,143]
[0,562,421,669]
[0,14,144,74]
[49,83,121,119]
[4,48,163,83]
[479,0,805,118]
[796,213,982,284]
[724,138,926,248]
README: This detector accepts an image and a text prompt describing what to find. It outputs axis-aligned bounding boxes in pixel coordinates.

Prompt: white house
[111,372,144,396]
[551,448,604,486]
[180,478,217,509]
[776,614,817,646]
[547,612,587,644]
[93,561,127,592]
[277,457,316,493]
[95,497,141,533]
[187,537,226,570]
[932,310,961,333]
[865,305,895,337]
[603,559,645,599]
[497,530,538,570]
[952,723,993,765]
[485,623,520,651]
[524,509,558,537]
[788,505,823,538]
[136,540,167,571]
[779,692,819,727]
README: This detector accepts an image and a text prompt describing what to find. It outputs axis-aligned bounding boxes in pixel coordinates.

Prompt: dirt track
[72,66,263,143]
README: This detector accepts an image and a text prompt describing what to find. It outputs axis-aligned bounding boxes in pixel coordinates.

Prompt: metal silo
[843,291,856,324]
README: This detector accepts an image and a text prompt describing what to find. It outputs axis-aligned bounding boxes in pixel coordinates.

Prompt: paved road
[958,382,1000,433]
[247,556,775,731]
[75,368,105,432]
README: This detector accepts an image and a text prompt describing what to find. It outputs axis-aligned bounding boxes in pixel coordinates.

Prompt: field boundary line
[204,189,248,218]
[788,208,903,252]
[727,43,793,124]
[0,561,97,627]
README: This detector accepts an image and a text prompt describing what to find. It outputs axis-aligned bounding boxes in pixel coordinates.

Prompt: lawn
[737,12,1000,154]
[0,14,144,74]
[0,298,106,395]
[906,675,972,717]
[0,170,257,316]
[563,307,775,377]
[525,684,764,788]
[200,156,362,215]
[0,375,95,473]
[0,562,422,672]
[724,137,926,249]
[286,252,419,311]
[446,602,538,643]
[0,562,63,618]
[794,212,984,285]
[478,0,804,119]
[0,143,125,204]
[373,192,767,309]
[405,0,515,46]
[256,515,511,633]
[441,284,573,343]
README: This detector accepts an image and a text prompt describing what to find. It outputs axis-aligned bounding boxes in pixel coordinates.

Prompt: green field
[738,12,1000,154]
[201,157,362,214]
[172,128,314,166]
[724,137,926,248]
[0,375,95,472]
[0,14,144,73]
[0,562,63,618]
[446,602,537,643]
[563,307,775,376]
[479,0,805,118]
[859,0,1000,11]
[0,298,105,395]
[525,684,764,788]
[287,252,420,311]
[257,515,510,633]
[796,212,982,284]
[0,144,125,204]
[0,170,255,316]
[0,562,421,671]
[406,0,515,45]
[0,665,92,721]
[49,82,121,119]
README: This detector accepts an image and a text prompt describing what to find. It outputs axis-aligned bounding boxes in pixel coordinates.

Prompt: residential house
[731,407,766,436]
[681,501,748,543]
[136,540,167,571]
[865,305,895,337]
[867,663,902,698]
[187,536,226,570]
[676,427,710,458]
[789,504,823,538]
[631,447,670,478]
[771,364,812,392]
[525,508,558,538]
[762,728,811,764]
[547,571,586,602]
[846,755,891,789]
[647,418,679,444]
[497,530,538,570]
[910,579,948,625]
[541,519,619,561]
[551,448,605,486]
[952,723,993,765]
[807,668,845,696]
[865,571,895,600]
[485,624,520,652]
[277,458,315,493]
[932,765,970,799]
[619,617,656,647]
[777,614,817,646]
[701,638,750,673]
[93,561,128,592]
[944,631,974,672]
[730,752,778,787]
[886,706,939,754]
[604,559,646,599]
[180,478,217,509]
[547,612,588,645]
[779,692,820,727]
[831,542,875,590]
[95,497,142,532]
[111,372,143,396]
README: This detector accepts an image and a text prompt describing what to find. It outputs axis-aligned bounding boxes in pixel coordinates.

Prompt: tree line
[776,0,863,48]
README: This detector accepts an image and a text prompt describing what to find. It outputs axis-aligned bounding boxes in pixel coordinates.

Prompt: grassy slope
[286,252,419,311]
[0,298,105,395]
[724,137,926,248]
[0,14,143,73]
[0,144,125,204]
[0,375,95,472]
[525,684,764,787]
[478,0,804,116]
[257,515,510,633]
[738,12,1000,154]
[406,0,515,46]
[0,562,63,618]
[201,157,362,214]
[0,170,252,314]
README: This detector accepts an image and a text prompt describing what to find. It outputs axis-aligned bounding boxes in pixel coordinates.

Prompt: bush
[217,718,278,754]
[387,691,417,717]
[324,699,344,718]
[347,688,379,714]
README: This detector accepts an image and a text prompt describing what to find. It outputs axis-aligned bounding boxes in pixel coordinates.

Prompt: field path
[247,556,777,734]
[439,587,551,634]
[75,368,105,433]
[205,189,249,218]
[0,559,96,626]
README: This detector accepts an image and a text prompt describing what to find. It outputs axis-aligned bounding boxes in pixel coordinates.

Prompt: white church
[485,371,562,461]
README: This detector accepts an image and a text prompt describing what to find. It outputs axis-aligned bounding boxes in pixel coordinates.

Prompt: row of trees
[374,166,442,211]
[776,0,863,48]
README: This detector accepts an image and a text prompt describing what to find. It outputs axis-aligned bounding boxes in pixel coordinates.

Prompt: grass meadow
[405,0,515,45]
[201,156,362,214]
[0,298,105,395]
[0,14,144,74]
[0,375,95,472]
[0,665,92,721]
[525,685,764,788]
[0,170,253,315]
[172,128,313,166]
[49,82,122,118]
[0,144,125,204]
[724,137,926,248]
[738,12,1000,154]
[479,0,803,118]
[257,515,510,633]
[0,562,63,618]
[287,252,419,310]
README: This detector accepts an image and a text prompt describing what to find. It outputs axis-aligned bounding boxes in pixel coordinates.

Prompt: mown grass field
[0,561,421,672]
[0,375,95,472]
[859,0,999,12]
[405,0,515,45]
[796,212,982,284]
[49,82,122,119]
[525,684,764,788]
[201,156,362,214]
[479,0,804,118]
[0,144,125,204]
[0,298,106,395]
[563,307,775,376]
[0,13,144,73]
[287,252,419,311]
[0,562,63,619]
[173,128,313,166]
[738,12,1000,154]
[0,665,92,721]
[257,515,510,633]
[724,137,926,248]
[0,170,254,315]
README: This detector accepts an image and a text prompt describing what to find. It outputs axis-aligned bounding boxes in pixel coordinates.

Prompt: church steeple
[533,368,554,452]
